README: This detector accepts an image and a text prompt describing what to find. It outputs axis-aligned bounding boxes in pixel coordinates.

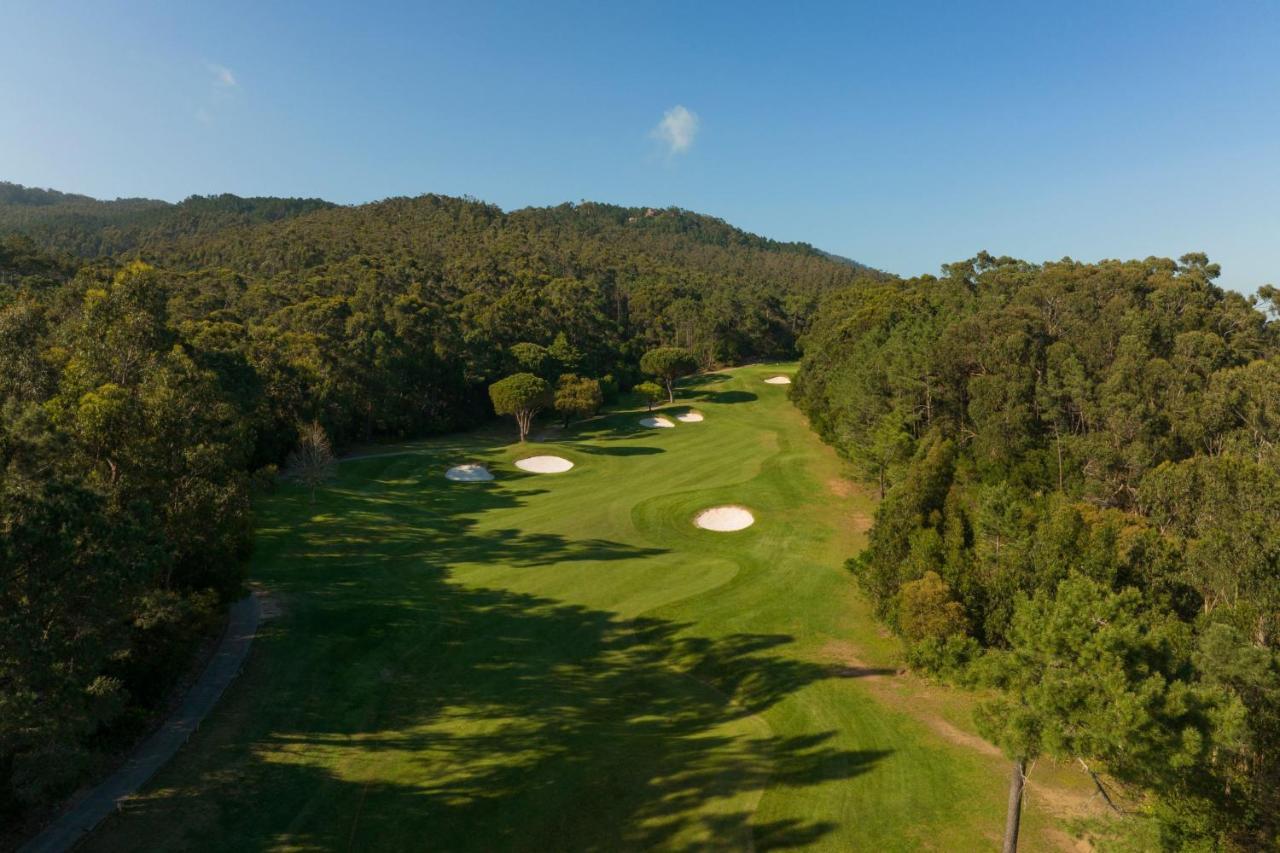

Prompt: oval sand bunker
[694,505,755,532]
[639,416,675,428]
[445,464,494,482]
[676,411,704,423]
[514,455,574,474]
[764,375,792,385]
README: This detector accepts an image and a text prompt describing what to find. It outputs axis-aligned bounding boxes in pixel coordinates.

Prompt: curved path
[20,594,262,853]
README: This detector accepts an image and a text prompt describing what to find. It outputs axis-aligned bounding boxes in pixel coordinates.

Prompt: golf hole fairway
[514,455,574,473]
[445,464,494,482]
[693,505,755,532]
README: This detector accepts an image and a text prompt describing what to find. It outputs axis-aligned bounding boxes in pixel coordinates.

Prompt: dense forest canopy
[0,182,879,827]
[0,181,332,258]
[795,252,1280,849]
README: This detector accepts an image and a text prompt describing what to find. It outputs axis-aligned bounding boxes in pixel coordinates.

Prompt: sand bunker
[676,411,704,423]
[639,416,675,428]
[514,455,574,474]
[764,376,792,385]
[445,464,494,482]
[694,505,755,532]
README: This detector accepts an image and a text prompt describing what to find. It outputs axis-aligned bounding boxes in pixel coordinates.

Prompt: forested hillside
[0,183,877,828]
[795,252,1280,849]
[0,182,332,258]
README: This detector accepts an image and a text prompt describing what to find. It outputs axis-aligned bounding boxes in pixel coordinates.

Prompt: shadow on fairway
[679,373,759,405]
[574,444,665,456]
[87,444,888,852]
[573,415,673,441]
[693,389,758,405]
[830,664,899,678]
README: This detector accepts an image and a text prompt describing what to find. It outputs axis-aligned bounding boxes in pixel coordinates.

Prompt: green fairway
[85,365,1078,851]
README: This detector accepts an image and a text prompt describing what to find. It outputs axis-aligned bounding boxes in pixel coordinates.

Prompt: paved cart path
[20,594,262,853]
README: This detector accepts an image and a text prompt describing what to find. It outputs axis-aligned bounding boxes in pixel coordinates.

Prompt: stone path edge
[20,593,263,853]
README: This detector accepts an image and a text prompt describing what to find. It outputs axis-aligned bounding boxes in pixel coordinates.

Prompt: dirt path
[817,639,1103,844]
[19,594,263,853]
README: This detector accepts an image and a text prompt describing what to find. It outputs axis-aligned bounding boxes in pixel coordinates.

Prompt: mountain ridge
[0,180,880,275]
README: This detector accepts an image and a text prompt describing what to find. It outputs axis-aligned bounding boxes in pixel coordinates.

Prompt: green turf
[85,365,1067,851]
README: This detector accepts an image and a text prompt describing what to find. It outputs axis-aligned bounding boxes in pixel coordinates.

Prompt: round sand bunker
[445,464,494,482]
[514,455,574,474]
[640,416,675,428]
[676,411,704,423]
[694,505,755,532]
[764,375,792,385]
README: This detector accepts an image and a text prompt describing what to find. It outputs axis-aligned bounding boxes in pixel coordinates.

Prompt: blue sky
[3,1,1279,291]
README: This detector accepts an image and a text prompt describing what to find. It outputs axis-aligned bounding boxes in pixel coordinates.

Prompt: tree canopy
[489,373,553,441]
[553,374,602,426]
[640,347,697,402]
[634,381,665,411]
[796,252,1280,848]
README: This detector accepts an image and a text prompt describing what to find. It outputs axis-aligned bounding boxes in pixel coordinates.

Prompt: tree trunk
[665,378,674,403]
[1002,758,1025,853]
[1054,428,1064,492]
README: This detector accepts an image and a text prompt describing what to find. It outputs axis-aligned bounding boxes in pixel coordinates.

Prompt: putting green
[84,365,1080,851]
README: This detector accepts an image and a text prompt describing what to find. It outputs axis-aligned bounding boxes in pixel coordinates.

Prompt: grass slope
[84,365,1077,851]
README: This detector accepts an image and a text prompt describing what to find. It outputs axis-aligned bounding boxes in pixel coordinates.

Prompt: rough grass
[84,365,1082,851]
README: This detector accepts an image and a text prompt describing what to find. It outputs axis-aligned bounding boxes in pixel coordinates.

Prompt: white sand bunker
[445,464,494,482]
[676,411,704,423]
[764,375,792,385]
[640,416,675,428]
[694,505,755,532]
[514,455,575,474]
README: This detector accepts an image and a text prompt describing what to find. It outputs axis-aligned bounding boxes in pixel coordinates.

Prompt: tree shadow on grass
[829,664,898,679]
[85,451,888,852]
[677,374,759,406]
[570,413,676,441]
[692,389,759,405]
[574,444,666,457]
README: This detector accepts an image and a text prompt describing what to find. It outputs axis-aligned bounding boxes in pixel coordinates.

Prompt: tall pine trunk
[1002,758,1025,853]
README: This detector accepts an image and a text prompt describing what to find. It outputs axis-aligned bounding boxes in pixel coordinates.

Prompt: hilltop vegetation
[795,251,1280,849]
[0,181,331,258]
[0,183,877,828]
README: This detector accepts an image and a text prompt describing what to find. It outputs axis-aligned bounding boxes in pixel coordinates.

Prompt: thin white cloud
[208,63,237,88]
[651,105,699,155]
[196,63,238,123]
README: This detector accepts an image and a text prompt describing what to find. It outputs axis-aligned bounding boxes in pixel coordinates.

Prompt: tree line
[0,186,876,829]
[794,252,1280,849]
